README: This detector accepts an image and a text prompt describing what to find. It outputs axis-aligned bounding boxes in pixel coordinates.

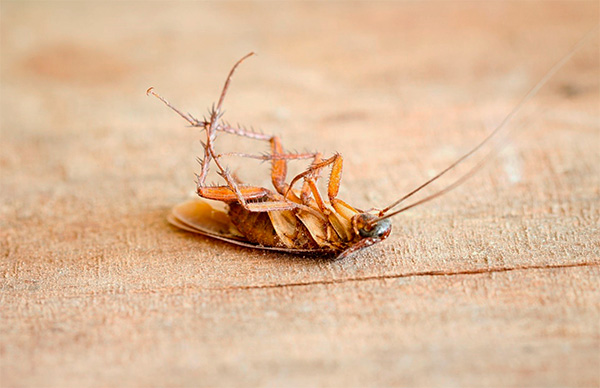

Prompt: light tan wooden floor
[1,2,599,387]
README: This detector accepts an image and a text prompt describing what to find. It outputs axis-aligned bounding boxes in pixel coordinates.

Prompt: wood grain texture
[1,2,598,387]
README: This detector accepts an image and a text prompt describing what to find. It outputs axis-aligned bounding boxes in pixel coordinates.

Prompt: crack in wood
[212,261,599,292]
[7,262,597,301]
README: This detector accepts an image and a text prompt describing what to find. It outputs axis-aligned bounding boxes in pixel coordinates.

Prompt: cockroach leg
[216,122,272,141]
[301,153,323,204]
[198,185,269,202]
[285,153,344,213]
[213,152,317,161]
[149,53,328,215]
[270,136,289,195]
[326,154,344,203]
[286,154,342,196]
[146,87,200,126]
[213,134,323,213]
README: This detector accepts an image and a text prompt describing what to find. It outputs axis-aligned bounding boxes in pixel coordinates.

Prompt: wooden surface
[1,2,599,387]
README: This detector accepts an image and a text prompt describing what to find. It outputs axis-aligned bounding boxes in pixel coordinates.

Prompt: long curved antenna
[375,149,492,222]
[377,27,598,218]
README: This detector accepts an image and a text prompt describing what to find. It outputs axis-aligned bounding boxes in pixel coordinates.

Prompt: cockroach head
[353,212,392,240]
[336,213,393,260]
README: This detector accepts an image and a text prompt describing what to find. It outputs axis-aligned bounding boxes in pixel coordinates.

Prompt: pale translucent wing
[169,199,245,239]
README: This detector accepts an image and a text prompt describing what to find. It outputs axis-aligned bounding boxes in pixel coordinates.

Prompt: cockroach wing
[168,199,246,240]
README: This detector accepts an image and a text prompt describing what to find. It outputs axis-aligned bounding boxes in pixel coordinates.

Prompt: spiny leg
[211,125,320,199]
[217,122,271,141]
[199,147,320,212]
[286,154,343,200]
[266,137,331,212]
[301,153,323,204]
[215,135,319,200]
[148,53,322,214]
[269,136,288,195]
[210,147,329,218]
[326,154,344,203]
[144,95,319,211]
[200,53,257,198]
[194,52,284,209]
[245,133,325,205]
[147,86,215,189]
[201,115,320,202]
[213,132,326,217]
[148,53,256,200]
[285,154,344,214]
[146,87,199,126]
[214,151,320,161]
[301,154,329,211]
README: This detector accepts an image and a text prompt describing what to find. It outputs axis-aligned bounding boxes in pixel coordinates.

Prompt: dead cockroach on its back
[148,32,594,260]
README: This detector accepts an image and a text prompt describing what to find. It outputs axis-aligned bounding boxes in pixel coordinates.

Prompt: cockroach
[148,32,594,260]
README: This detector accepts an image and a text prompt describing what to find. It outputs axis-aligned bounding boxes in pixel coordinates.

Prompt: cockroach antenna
[370,26,599,225]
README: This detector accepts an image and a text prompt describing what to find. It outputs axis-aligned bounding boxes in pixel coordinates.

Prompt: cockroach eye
[363,219,392,239]
[355,213,392,239]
